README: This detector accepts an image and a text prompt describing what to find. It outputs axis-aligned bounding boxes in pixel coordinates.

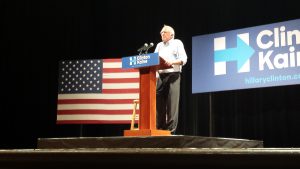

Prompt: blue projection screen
[192,19,300,94]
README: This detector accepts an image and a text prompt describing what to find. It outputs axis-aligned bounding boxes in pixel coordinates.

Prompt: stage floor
[37,135,263,149]
[10,136,300,168]
[1,148,300,168]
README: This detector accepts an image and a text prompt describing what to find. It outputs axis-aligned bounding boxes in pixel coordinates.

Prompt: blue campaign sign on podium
[122,53,159,69]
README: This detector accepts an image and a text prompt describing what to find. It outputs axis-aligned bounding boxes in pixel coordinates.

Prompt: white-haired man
[154,25,187,134]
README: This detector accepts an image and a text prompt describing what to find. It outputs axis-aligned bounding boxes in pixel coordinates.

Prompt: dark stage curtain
[1,0,300,148]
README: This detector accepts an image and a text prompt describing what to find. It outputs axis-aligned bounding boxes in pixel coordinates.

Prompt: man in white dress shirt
[154,25,188,134]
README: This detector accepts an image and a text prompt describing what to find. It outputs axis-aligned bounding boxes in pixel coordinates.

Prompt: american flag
[57,58,139,124]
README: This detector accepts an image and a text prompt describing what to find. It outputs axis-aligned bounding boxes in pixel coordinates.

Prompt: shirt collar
[163,38,174,46]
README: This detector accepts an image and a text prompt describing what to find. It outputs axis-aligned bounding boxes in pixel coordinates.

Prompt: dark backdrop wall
[1,0,300,148]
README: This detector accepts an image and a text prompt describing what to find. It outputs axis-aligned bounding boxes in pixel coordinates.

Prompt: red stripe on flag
[103,68,138,73]
[57,110,138,115]
[58,99,135,104]
[102,88,139,93]
[103,58,121,62]
[57,120,132,124]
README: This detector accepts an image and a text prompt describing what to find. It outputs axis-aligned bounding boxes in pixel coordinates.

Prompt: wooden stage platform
[1,136,300,168]
[1,148,300,168]
[37,135,263,149]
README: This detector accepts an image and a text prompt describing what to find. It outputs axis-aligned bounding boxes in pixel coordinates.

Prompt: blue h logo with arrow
[214,33,254,75]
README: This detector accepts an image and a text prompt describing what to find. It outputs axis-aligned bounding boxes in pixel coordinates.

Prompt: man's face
[160,28,172,42]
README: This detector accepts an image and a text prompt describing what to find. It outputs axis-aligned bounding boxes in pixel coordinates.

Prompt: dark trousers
[156,72,181,133]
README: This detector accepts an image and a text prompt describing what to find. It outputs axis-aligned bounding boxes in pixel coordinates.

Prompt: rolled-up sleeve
[176,40,187,65]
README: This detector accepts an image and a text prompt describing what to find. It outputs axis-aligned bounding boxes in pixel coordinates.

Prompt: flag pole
[209,93,214,137]
[79,124,83,137]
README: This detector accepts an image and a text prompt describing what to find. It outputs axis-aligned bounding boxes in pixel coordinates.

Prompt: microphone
[137,43,148,52]
[145,42,154,50]
[144,42,154,54]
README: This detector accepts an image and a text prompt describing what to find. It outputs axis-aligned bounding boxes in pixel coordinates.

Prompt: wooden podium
[122,53,171,136]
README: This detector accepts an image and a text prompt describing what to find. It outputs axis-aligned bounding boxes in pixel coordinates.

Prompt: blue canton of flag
[58,60,102,94]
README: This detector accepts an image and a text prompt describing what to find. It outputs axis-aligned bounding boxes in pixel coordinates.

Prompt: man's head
[160,25,175,42]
